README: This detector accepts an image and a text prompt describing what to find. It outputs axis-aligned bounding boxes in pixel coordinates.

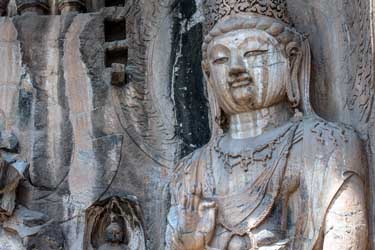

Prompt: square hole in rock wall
[104,19,126,42]
[105,0,124,7]
[105,48,128,68]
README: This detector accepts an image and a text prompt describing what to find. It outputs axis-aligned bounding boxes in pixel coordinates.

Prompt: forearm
[323,176,368,250]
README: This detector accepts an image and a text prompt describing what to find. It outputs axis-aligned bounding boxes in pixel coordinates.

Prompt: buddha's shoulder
[301,116,366,169]
[302,116,362,148]
[171,145,210,182]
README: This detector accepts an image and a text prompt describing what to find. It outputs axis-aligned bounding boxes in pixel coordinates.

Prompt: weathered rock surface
[0,0,374,249]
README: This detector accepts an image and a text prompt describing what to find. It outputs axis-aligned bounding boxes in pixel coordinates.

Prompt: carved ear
[202,61,210,82]
[286,42,302,108]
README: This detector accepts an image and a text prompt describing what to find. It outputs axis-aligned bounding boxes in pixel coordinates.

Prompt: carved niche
[84,196,146,250]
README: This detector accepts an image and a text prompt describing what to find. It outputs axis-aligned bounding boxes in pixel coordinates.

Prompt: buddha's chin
[231,87,256,106]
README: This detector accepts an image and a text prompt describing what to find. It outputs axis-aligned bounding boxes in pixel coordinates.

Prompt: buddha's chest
[205,142,302,250]
[210,142,301,197]
[212,157,267,195]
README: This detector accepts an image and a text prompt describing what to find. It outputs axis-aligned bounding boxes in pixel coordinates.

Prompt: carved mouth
[229,76,252,88]
[231,80,251,88]
[229,75,252,88]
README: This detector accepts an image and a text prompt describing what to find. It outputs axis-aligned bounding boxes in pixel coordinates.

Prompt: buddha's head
[105,221,125,244]
[202,0,308,118]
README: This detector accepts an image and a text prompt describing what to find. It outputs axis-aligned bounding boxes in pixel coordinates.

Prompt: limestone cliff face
[0,0,211,248]
[0,13,125,249]
[0,0,374,249]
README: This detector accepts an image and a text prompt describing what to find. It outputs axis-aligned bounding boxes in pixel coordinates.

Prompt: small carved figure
[165,0,369,249]
[84,196,146,250]
[98,215,129,250]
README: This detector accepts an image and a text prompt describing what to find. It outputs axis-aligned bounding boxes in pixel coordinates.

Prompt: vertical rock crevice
[170,0,210,158]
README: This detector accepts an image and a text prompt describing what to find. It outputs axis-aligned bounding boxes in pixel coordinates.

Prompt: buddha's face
[206,29,289,114]
[105,222,124,243]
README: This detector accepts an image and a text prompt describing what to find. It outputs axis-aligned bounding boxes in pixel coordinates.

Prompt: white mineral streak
[63,14,96,207]
[0,18,21,129]
[44,17,65,186]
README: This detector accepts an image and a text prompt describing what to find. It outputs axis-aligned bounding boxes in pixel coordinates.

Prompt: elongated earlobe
[202,61,210,79]
[286,42,302,108]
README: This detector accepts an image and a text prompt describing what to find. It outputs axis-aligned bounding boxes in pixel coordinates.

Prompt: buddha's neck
[228,102,292,139]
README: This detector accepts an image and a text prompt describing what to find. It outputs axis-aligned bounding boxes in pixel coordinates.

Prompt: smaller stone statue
[84,196,146,250]
[98,214,129,250]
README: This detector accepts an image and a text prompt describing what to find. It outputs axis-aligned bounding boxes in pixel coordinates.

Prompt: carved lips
[228,74,252,88]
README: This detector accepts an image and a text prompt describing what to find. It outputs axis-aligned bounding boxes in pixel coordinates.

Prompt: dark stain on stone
[14,15,52,187]
[79,15,107,110]
[171,0,196,20]
[79,15,123,199]
[17,88,33,128]
[79,15,111,169]
[57,14,75,186]
[170,1,210,158]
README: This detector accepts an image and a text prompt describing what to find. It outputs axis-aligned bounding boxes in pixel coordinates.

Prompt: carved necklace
[207,121,300,236]
[213,122,296,174]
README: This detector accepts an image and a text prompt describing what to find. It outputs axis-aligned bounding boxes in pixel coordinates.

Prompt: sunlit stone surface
[0,0,374,249]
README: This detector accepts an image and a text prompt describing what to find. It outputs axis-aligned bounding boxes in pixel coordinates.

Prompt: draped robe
[167,117,367,250]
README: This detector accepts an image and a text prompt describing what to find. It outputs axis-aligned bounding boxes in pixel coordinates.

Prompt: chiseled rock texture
[0,0,374,249]
[0,0,210,248]
[0,13,125,249]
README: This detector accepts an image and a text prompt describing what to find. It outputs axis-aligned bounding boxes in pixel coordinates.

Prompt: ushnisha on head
[201,0,306,116]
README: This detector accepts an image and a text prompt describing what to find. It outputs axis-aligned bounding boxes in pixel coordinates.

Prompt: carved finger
[198,200,216,213]
[188,184,197,195]
[206,204,216,221]
[187,194,194,211]
[192,194,201,212]
[198,205,217,235]
[191,184,203,211]
[182,194,187,209]
[198,201,216,221]
[196,183,203,197]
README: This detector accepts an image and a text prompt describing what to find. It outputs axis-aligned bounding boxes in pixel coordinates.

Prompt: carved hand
[171,185,217,250]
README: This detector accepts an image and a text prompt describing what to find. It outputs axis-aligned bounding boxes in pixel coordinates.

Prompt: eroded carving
[84,196,146,250]
[15,0,49,15]
[203,0,289,33]
[108,0,179,167]
[57,0,85,14]
[166,0,369,249]
[0,131,28,221]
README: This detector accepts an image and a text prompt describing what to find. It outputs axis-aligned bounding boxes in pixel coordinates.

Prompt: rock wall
[0,0,374,249]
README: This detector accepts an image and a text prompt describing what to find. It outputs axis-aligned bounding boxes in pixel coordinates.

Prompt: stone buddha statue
[165,1,369,250]
[98,219,129,250]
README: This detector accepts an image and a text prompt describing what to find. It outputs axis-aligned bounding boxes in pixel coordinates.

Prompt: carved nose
[229,57,246,77]
[229,63,246,77]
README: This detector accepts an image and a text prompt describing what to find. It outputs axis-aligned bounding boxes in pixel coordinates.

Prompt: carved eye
[244,50,268,57]
[213,57,229,64]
